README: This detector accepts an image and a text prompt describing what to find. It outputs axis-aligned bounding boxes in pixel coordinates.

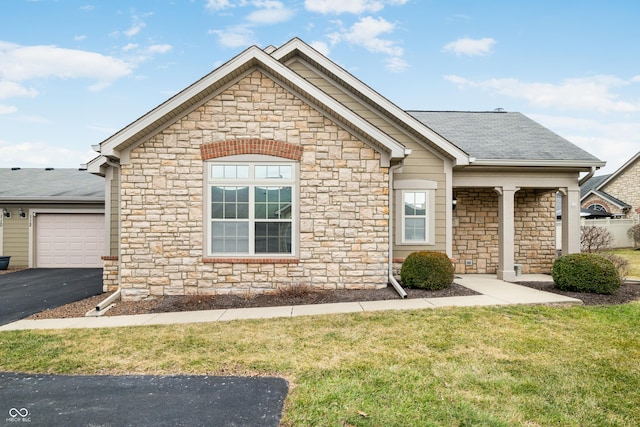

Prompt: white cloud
[444,74,640,113]
[146,44,173,54]
[310,41,330,56]
[327,16,406,72]
[305,0,383,14]
[74,35,87,42]
[0,42,132,91]
[0,80,38,99]
[385,56,409,72]
[205,0,236,10]
[442,37,496,56]
[0,140,96,168]
[530,113,640,175]
[124,19,146,37]
[208,1,294,47]
[0,105,17,114]
[209,27,256,48]
[246,2,294,24]
[122,43,139,52]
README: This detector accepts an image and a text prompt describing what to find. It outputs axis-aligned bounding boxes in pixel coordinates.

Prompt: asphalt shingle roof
[580,174,610,198]
[407,111,602,163]
[0,168,104,201]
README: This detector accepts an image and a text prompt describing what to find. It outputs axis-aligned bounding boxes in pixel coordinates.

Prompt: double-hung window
[394,179,436,245]
[208,160,296,256]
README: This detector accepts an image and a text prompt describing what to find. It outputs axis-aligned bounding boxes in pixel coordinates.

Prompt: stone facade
[101,256,119,292]
[452,188,556,274]
[116,70,389,300]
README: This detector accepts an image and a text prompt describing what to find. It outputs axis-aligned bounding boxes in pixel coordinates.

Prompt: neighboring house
[0,168,104,268]
[87,38,604,300]
[581,151,640,221]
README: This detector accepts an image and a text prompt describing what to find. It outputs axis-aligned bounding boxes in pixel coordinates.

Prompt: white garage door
[36,213,105,268]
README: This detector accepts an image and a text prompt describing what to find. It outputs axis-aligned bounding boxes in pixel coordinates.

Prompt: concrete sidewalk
[0,274,582,331]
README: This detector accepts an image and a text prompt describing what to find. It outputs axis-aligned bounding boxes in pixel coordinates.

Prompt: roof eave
[271,39,469,166]
[96,40,407,164]
[466,159,606,169]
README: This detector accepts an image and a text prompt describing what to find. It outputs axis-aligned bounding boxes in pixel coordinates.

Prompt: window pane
[405,192,426,216]
[211,221,249,253]
[255,222,292,253]
[212,166,224,179]
[255,165,291,179]
[255,186,292,219]
[405,218,426,241]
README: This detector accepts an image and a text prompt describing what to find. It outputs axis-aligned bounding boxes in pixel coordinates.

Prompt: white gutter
[388,162,408,298]
[578,166,597,186]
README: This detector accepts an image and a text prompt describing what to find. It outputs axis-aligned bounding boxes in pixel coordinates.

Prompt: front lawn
[607,248,640,278]
[1,304,639,426]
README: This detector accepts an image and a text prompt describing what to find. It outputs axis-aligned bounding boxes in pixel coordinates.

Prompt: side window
[208,161,296,256]
[394,180,437,245]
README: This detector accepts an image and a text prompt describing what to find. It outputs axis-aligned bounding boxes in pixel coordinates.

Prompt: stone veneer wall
[117,70,389,300]
[452,188,556,274]
[101,256,119,292]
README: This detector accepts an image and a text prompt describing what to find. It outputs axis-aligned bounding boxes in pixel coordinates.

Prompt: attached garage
[0,168,105,269]
[35,213,105,268]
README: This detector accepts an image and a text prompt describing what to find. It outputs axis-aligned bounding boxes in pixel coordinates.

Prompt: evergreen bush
[552,253,621,295]
[400,251,454,291]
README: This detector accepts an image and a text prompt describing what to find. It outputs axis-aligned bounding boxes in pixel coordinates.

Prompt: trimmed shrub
[552,253,621,295]
[400,251,454,291]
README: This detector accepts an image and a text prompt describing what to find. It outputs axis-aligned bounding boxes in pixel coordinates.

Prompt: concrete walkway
[0,274,581,331]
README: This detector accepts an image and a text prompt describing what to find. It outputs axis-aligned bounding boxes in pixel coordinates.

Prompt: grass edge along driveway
[1,303,639,426]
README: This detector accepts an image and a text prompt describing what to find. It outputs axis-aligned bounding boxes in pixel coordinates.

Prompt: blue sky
[1,0,639,176]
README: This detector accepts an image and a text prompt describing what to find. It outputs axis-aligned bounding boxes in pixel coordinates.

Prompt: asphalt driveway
[0,268,103,326]
[1,372,288,426]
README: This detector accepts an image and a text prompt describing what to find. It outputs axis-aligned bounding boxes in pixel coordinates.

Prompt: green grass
[2,304,640,426]
[607,248,640,277]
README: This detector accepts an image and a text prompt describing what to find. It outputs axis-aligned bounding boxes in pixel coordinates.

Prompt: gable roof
[0,168,104,203]
[270,38,470,166]
[95,39,419,166]
[408,111,605,168]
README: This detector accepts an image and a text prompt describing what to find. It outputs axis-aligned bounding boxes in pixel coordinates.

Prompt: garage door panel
[36,213,104,268]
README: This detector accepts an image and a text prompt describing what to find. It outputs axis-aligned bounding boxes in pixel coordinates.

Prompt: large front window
[208,161,295,256]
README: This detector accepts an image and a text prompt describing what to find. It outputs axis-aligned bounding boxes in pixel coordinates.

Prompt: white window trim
[394,179,437,246]
[205,155,299,258]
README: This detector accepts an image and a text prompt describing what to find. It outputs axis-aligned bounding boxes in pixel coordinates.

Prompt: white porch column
[495,186,519,282]
[559,187,581,254]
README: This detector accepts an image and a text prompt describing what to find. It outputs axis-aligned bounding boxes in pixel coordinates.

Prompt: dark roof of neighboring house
[407,111,603,164]
[0,168,104,202]
[580,174,611,197]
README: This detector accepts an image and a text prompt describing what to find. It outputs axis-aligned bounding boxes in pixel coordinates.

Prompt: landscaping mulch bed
[25,279,640,320]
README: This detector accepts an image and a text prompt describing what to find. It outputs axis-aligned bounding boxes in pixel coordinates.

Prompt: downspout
[91,158,123,315]
[578,166,597,186]
[388,162,408,298]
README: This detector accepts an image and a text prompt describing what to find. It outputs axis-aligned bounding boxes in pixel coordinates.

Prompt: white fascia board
[272,39,469,165]
[256,50,406,159]
[86,155,109,176]
[97,46,265,159]
[468,159,606,168]
[98,42,407,162]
